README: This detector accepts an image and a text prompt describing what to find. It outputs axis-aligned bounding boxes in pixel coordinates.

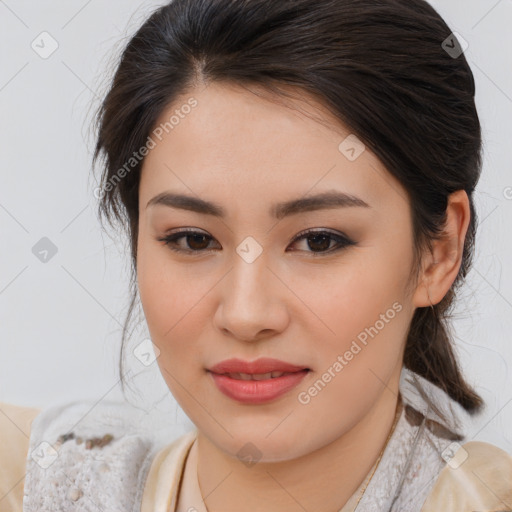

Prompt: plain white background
[1,1,511,452]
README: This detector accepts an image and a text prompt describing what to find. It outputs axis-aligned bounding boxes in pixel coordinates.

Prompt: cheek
[138,258,208,402]
[288,241,413,368]
[136,236,214,375]
[296,259,408,334]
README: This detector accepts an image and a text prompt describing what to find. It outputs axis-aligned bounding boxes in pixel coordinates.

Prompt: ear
[412,189,471,308]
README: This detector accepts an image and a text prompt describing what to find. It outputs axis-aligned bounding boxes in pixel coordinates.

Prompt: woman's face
[137,82,421,461]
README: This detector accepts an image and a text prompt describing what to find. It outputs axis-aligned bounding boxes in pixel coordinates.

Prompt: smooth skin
[136,81,469,512]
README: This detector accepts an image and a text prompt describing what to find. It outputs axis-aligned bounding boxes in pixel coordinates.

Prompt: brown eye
[288,229,356,255]
[305,233,331,252]
[184,233,211,250]
[156,229,219,254]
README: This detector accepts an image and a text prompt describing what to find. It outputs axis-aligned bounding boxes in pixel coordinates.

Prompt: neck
[196,388,402,512]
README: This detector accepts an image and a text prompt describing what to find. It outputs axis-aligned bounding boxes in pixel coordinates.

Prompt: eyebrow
[146,190,370,219]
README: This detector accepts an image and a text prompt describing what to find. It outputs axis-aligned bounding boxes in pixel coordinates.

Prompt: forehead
[139,82,409,212]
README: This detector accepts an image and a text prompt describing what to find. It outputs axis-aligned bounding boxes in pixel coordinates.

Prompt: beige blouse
[2,401,512,512]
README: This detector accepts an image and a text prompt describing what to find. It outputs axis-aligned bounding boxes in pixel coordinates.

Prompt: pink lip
[207,358,310,404]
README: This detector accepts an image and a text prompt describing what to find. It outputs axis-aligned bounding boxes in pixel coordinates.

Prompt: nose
[213,254,289,342]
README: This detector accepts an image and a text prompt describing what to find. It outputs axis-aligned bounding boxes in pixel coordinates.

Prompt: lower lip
[208,370,310,404]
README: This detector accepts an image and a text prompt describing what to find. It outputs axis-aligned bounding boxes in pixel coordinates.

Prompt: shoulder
[21,398,193,512]
[421,440,512,511]
[0,401,42,512]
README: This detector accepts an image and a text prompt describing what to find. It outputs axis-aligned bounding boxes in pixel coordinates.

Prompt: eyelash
[156,228,356,257]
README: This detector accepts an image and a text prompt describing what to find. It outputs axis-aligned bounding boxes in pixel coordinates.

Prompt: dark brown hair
[93,0,483,413]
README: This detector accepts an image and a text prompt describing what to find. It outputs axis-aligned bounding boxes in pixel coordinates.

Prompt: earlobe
[412,190,470,308]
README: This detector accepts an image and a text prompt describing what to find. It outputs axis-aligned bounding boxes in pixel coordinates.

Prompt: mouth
[206,358,311,404]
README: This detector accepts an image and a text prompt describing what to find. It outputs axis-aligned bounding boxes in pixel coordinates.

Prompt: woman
[1,0,511,511]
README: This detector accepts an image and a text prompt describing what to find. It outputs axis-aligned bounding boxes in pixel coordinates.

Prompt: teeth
[226,371,287,380]
[251,372,273,381]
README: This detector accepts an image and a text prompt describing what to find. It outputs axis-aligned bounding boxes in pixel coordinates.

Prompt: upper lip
[208,358,309,375]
